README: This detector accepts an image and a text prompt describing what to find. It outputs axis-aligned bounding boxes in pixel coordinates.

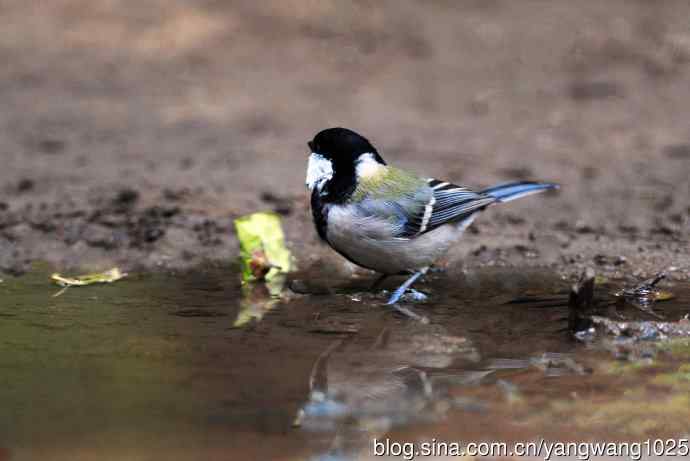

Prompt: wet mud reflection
[0,265,688,460]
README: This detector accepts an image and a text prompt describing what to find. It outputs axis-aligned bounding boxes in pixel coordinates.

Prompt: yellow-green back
[350,166,427,202]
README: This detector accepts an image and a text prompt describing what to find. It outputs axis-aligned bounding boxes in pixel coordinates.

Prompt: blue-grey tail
[481,181,559,203]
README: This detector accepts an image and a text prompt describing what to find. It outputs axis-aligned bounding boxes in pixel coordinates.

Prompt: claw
[384,268,430,323]
[386,267,428,305]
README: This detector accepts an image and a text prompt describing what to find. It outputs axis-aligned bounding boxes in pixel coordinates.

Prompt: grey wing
[350,186,432,240]
[397,179,496,238]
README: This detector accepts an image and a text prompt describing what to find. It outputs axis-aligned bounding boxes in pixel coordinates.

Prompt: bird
[306,127,558,310]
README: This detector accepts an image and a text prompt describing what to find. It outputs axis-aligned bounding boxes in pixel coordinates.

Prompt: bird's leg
[370,273,389,291]
[386,267,429,305]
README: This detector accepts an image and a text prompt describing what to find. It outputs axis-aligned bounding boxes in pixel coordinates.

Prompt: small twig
[308,339,343,393]
[52,286,70,298]
[568,267,595,332]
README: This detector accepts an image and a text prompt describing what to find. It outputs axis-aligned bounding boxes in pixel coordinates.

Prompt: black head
[308,127,385,166]
[306,127,386,203]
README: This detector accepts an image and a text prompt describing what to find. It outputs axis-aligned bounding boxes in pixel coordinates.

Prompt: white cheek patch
[306,153,333,191]
[355,153,384,178]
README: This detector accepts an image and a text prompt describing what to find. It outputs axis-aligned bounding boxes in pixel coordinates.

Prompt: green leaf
[234,212,292,284]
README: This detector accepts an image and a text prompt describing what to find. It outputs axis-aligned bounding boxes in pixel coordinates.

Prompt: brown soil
[1,0,688,281]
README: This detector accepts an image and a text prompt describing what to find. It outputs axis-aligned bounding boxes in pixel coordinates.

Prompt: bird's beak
[306,153,333,191]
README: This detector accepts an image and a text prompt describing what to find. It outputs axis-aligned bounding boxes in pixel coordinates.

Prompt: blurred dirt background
[0,0,688,280]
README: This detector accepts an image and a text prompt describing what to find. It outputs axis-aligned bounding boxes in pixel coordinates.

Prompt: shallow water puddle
[0,266,688,460]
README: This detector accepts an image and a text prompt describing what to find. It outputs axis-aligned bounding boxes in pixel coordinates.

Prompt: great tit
[306,127,558,307]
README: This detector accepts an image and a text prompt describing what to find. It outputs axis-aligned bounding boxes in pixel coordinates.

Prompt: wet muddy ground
[0,0,688,281]
[1,266,689,460]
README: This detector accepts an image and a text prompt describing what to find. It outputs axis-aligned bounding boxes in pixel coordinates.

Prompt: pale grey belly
[326,207,472,274]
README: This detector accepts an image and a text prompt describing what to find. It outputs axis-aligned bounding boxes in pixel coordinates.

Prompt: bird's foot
[384,267,429,323]
[369,273,389,291]
[385,268,428,305]
[400,289,428,302]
